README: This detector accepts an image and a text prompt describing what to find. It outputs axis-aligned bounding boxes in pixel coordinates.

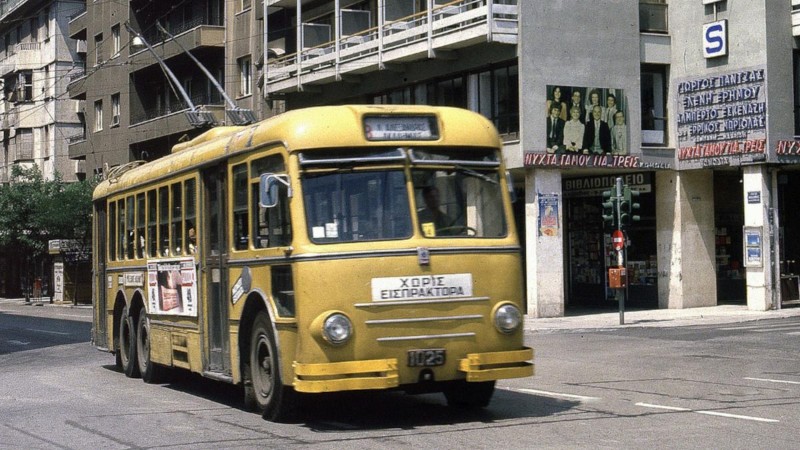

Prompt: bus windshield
[301,147,508,243]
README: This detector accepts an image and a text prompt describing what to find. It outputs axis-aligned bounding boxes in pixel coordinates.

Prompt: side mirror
[259,174,290,208]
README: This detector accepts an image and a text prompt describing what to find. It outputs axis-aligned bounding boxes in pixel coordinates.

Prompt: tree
[0,165,96,300]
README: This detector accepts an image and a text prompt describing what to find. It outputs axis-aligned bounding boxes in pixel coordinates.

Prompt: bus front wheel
[443,380,496,408]
[118,305,140,378]
[249,311,297,422]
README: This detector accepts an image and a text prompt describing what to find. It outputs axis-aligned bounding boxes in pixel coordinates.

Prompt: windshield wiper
[454,165,497,184]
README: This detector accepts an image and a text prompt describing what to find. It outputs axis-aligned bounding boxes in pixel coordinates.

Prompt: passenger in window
[418,186,455,237]
[187,223,197,255]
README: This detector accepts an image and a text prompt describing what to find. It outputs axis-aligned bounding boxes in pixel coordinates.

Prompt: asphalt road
[1,302,799,449]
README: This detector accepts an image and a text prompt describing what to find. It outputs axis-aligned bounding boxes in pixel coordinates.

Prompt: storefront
[712,170,746,304]
[563,172,658,309]
[777,169,800,305]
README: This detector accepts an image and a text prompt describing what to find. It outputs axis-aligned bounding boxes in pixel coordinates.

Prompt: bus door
[202,166,231,374]
[94,202,108,348]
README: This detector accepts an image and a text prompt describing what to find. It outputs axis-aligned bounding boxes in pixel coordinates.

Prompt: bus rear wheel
[136,306,166,383]
[118,305,140,378]
[249,311,297,422]
[443,380,496,408]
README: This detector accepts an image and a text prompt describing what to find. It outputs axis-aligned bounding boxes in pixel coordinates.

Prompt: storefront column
[742,165,775,311]
[524,168,565,317]
[655,170,716,309]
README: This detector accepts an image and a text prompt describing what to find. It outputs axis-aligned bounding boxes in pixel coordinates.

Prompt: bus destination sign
[371,273,473,301]
[364,116,438,141]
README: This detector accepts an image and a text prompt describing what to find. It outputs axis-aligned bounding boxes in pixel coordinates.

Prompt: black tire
[136,306,166,383]
[249,311,297,422]
[443,380,496,408]
[118,305,141,378]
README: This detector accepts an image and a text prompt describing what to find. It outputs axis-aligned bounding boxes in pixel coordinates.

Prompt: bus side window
[250,154,289,249]
[136,193,145,259]
[159,187,169,256]
[251,180,291,248]
[185,178,197,255]
[118,199,126,260]
[233,164,249,250]
[147,190,157,257]
[109,201,117,261]
[171,183,183,255]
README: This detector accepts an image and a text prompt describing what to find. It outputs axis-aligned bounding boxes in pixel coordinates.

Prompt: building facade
[68,0,800,316]
[0,0,84,183]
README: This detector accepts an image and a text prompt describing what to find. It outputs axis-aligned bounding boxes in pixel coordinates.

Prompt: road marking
[7,340,30,345]
[636,402,778,423]
[744,377,800,385]
[750,327,800,333]
[718,323,800,331]
[25,328,70,336]
[508,388,600,402]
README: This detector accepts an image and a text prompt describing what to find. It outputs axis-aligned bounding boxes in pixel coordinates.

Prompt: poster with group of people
[546,85,629,156]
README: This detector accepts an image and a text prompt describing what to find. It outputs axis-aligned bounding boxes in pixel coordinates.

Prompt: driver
[418,186,456,236]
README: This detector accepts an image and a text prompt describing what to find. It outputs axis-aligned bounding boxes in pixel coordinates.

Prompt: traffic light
[602,190,617,230]
[619,187,641,227]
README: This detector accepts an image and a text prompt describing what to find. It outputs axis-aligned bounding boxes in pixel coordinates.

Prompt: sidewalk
[0,297,93,308]
[526,304,800,331]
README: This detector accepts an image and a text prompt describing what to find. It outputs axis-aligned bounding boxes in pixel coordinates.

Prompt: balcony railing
[131,92,224,125]
[0,0,29,21]
[67,132,87,144]
[265,0,518,93]
[140,15,221,45]
[640,1,668,33]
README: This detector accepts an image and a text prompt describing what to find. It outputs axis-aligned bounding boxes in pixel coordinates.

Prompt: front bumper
[292,347,534,393]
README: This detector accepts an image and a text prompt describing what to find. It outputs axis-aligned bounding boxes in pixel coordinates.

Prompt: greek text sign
[676,67,766,168]
[371,274,473,301]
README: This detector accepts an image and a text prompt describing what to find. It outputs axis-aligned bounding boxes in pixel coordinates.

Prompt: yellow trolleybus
[92,105,533,421]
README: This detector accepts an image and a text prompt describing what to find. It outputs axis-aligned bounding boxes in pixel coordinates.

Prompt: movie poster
[147,257,197,317]
[545,85,628,155]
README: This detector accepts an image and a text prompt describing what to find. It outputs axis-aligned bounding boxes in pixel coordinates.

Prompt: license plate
[407,349,446,367]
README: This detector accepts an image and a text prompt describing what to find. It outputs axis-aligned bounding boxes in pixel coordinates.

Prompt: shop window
[641,64,667,146]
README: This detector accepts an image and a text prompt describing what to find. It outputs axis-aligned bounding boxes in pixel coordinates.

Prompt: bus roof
[93,105,501,200]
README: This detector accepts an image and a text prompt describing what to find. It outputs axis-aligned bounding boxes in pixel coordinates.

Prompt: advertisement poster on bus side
[147,257,197,317]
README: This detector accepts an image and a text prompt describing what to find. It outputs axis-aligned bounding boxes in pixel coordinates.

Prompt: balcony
[793,0,800,36]
[129,24,225,73]
[0,0,29,22]
[265,0,518,94]
[129,93,225,145]
[67,65,88,99]
[1,43,43,77]
[69,9,88,40]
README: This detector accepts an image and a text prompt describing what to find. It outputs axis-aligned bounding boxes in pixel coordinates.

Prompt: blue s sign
[703,20,727,58]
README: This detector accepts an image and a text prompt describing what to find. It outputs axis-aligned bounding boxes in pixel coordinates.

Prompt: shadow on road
[144,371,578,429]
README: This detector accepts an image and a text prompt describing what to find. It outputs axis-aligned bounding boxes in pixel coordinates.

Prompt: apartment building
[67,0,800,316]
[0,0,84,183]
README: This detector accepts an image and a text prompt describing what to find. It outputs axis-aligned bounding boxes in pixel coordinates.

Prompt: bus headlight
[322,313,353,345]
[494,303,522,334]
